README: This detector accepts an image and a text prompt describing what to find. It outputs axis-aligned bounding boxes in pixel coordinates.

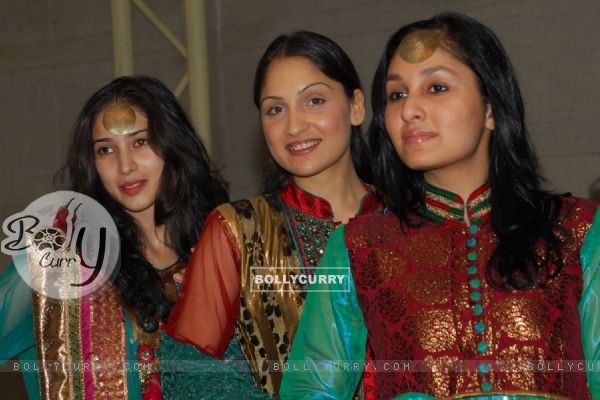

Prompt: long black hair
[253,30,372,193]
[369,12,564,290]
[63,75,229,328]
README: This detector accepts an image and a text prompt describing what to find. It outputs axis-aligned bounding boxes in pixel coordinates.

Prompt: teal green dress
[281,205,600,399]
[0,259,268,399]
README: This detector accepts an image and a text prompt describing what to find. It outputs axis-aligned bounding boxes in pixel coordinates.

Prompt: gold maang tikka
[397,29,442,63]
[102,102,137,136]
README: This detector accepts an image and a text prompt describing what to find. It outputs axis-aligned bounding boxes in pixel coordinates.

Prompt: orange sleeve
[165,208,241,359]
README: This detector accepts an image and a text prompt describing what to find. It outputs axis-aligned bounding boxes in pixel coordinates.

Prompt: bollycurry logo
[250,266,350,292]
[1,191,120,300]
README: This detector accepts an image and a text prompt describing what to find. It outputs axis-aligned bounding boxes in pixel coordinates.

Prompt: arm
[0,255,34,361]
[580,208,600,399]
[166,208,241,359]
[280,226,368,399]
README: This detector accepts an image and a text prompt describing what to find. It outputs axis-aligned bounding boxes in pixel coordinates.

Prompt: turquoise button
[481,381,492,392]
[479,363,490,374]
[470,291,481,301]
[467,238,477,247]
[470,279,481,289]
[475,322,485,333]
[467,252,477,261]
[469,224,478,234]
[474,304,483,315]
[467,265,477,275]
[477,342,488,353]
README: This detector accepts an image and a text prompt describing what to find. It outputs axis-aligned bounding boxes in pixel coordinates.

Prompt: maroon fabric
[345,196,596,399]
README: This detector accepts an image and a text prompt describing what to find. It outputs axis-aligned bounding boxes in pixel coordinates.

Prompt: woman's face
[259,56,365,181]
[384,47,494,182]
[92,106,164,218]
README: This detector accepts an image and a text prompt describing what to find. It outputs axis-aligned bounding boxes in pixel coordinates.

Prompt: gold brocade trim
[426,202,464,222]
[470,205,492,221]
[157,259,185,303]
[447,390,570,400]
[32,292,75,400]
[89,286,128,398]
[426,191,464,210]
[467,188,491,210]
[222,196,305,396]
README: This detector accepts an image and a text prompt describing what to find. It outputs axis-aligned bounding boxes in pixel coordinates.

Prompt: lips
[286,139,321,155]
[402,130,437,144]
[119,180,146,196]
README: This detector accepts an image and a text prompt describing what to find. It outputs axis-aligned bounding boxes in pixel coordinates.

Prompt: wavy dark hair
[369,12,565,290]
[62,75,229,328]
[253,30,373,193]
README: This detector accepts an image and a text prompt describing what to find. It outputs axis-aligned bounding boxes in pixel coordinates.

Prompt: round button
[467,238,477,247]
[474,304,484,316]
[477,342,489,353]
[479,363,490,374]
[467,265,477,275]
[481,381,492,392]
[475,322,485,333]
[470,291,481,301]
[467,252,477,261]
[469,224,479,234]
[470,279,481,289]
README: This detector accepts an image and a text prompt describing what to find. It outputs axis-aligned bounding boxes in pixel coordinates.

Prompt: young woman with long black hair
[0,76,264,399]
[282,13,600,399]
[167,31,382,397]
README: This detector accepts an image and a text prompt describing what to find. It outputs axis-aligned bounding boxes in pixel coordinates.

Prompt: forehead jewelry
[397,29,442,63]
[102,102,137,136]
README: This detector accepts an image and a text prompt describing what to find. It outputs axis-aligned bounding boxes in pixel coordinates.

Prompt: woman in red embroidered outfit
[282,13,600,399]
[167,31,382,397]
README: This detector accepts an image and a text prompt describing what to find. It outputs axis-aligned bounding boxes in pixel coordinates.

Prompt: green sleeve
[580,208,600,399]
[0,257,34,361]
[280,226,367,399]
[124,315,143,400]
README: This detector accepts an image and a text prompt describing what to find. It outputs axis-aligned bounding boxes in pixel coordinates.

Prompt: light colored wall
[0,0,599,396]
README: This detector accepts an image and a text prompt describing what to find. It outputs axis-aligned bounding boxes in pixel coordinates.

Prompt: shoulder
[344,212,402,249]
[214,194,284,225]
[558,195,598,226]
[558,196,598,244]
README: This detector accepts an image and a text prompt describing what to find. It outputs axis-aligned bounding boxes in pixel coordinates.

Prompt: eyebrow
[260,81,333,105]
[386,65,458,82]
[92,128,148,145]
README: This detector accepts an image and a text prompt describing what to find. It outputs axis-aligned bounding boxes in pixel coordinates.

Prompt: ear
[485,103,494,131]
[350,89,366,126]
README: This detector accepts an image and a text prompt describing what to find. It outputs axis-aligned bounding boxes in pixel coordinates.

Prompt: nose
[117,148,137,175]
[287,109,308,136]
[401,92,425,123]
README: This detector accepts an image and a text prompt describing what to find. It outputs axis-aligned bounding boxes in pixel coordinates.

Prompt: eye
[96,146,114,155]
[266,105,284,116]
[133,138,149,147]
[429,84,448,94]
[308,97,325,106]
[388,91,407,101]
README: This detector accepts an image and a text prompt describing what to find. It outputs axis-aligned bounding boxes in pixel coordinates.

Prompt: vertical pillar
[110,0,134,76]
[184,0,212,153]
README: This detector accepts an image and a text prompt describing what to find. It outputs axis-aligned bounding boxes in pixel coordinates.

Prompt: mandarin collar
[420,182,491,228]
[278,178,381,221]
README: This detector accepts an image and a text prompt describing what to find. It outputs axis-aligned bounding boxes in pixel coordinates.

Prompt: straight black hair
[253,30,372,192]
[369,12,565,290]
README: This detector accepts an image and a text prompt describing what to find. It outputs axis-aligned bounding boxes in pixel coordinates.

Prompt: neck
[424,160,489,202]
[293,156,366,224]
[127,206,178,269]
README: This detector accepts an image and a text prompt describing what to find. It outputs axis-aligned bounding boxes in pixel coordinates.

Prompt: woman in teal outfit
[282,13,600,399]
[0,76,267,399]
